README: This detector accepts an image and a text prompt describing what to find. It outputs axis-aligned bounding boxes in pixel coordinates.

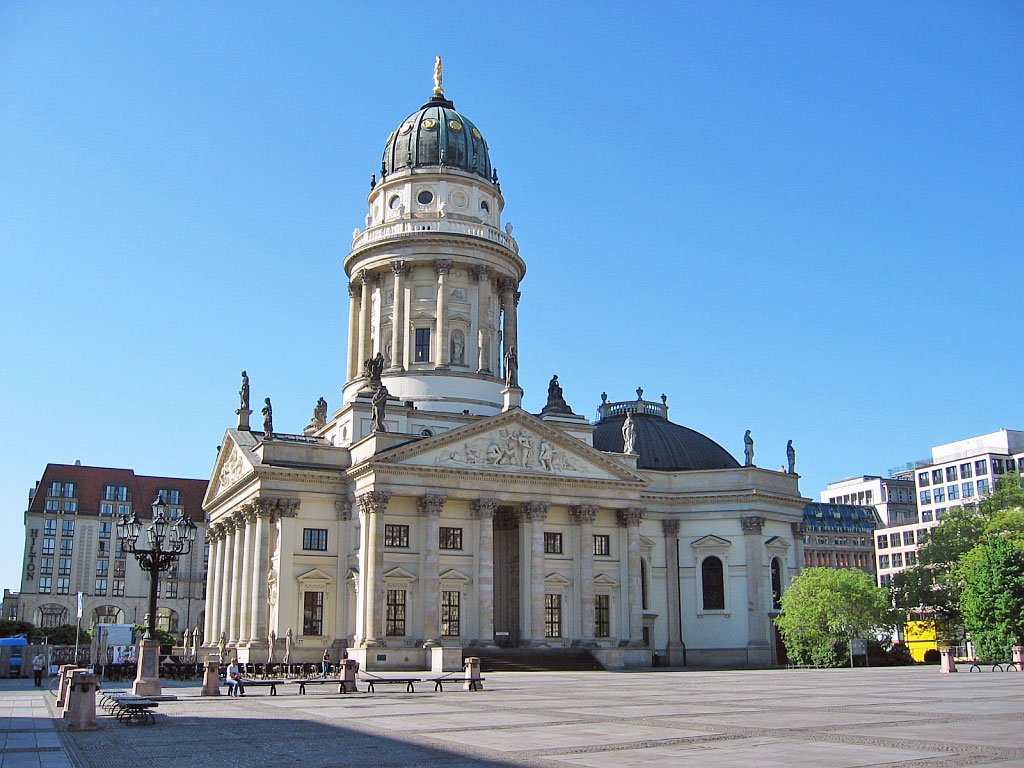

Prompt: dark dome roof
[593,412,740,472]
[381,94,492,181]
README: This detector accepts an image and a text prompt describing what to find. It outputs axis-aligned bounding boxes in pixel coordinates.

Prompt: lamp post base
[132,638,163,697]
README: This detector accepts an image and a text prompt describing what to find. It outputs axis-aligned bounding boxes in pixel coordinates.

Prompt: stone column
[249,509,271,644]
[204,526,222,644]
[618,508,644,645]
[274,500,299,634]
[571,505,598,643]
[526,501,549,643]
[357,491,390,645]
[239,506,256,643]
[229,513,245,643]
[434,259,451,368]
[358,269,372,375]
[389,261,407,371]
[472,498,498,645]
[420,495,445,646]
[791,522,807,572]
[473,266,492,373]
[662,518,685,663]
[346,281,361,382]
[218,523,235,646]
[742,515,768,649]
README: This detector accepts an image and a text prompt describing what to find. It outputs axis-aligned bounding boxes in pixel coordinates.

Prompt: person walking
[32,653,44,687]
[322,648,331,677]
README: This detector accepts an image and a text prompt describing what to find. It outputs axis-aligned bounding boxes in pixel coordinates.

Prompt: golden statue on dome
[433,56,444,97]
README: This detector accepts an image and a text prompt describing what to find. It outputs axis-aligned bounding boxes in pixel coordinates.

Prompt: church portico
[202,63,809,670]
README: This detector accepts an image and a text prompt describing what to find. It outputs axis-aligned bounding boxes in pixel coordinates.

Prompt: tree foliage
[958,538,1024,660]
[776,567,897,667]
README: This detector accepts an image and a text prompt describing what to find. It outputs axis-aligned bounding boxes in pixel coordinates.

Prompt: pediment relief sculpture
[216,444,248,493]
[436,427,579,473]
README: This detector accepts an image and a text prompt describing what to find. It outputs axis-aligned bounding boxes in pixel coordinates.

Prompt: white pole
[74,592,83,666]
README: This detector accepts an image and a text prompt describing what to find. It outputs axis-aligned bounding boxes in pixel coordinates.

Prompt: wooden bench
[365,677,420,693]
[295,679,351,695]
[430,676,485,691]
[238,679,282,695]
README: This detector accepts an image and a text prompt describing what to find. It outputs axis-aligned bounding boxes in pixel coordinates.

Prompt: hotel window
[917,529,929,544]
[303,591,324,636]
[879,555,890,569]
[945,466,958,482]
[920,490,931,504]
[978,479,990,494]
[903,531,915,546]
[701,556,725,611]
[94,579,107,596]
[439,527,463,550]
[63,501,77,513]
[876,535,887,549]
[61,520,75,537]
[975,459,987,475]
[56,578,70,595]
[892,552,903,568]
[302,528,328,551]
[58,558,72,576]
[158,489,182,505]
[414,328,431,362]
[993,458,1005,475]
[889,533,900,547]
[931,469,942,484]
[544,593,562,637]
[441,590,460,636]
[117,504,130,516]
[46,499,59,511]
[113,560,126,577]
[42,538,55,556]
[947,485,959,500]
[43,519,57,536]
[543,532,563,554]
[100,502,113,516]
[60,540,73,556]
[385,589,406,636]
[165,582,178,598]
[917,472,930,487]
[39,558,53,575]
[96,560,108,576]
[960,463,973,479]
[99,522,112,539]
[595,594,610,637]
[112,580,125,597]
[906,551,917,566]
[593,534,610,556]
[933,487,945,503]
[38,577,52,594]
[962,481,974,498]
[384,524,409,548]
[922,510,934,522]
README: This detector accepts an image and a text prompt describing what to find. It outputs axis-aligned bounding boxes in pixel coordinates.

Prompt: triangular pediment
[765,535,791,553]
[204,430,260,507]
[545,573,572,587]
[594,573,619,587]
[440,568,471,583]
[383,567,417,582]
[691,534,732,550]
[297,568,333,584]
[374,409,647,483]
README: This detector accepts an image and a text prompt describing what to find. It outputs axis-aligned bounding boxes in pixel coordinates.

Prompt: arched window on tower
[701,556,725,611]
[771,557,783,609]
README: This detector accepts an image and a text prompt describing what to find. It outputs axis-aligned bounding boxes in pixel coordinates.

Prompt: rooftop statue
[364,352,385,384]
[503,346,518,388]
[372,385,389,432]
[262,397,273,438]
[239,370,249,411]
[542,374,573,415]
[433,55,444,97]
[786,439,796,474]
[744,430,754,466]
[622,412,637,455]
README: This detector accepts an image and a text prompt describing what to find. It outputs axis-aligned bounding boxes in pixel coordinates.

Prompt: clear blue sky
[2,3,1021,593]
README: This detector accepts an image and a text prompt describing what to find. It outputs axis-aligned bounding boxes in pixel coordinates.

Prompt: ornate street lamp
[118,494,197,696]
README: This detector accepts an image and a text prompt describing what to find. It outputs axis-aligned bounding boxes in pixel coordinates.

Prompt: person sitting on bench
[225,657,245,696]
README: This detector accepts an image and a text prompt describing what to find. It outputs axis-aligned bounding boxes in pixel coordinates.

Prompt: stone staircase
[463,647,605,672]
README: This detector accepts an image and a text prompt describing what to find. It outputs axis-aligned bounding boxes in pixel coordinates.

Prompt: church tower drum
[342,60,525,416]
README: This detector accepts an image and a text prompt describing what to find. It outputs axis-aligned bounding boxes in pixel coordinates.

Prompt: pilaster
[571,505,598,643]
[472,498,498,645]
[617,507,644,645]
[419,494,446,646]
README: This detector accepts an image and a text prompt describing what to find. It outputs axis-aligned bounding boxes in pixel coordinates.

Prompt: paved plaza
[3,666,1024,767]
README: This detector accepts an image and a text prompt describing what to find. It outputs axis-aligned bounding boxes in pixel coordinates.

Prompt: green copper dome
[381,94,494,182]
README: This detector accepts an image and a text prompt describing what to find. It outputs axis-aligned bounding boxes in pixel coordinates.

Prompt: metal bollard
[201,658,221,696]
[939,647,957,674]
[341,659,359,693]
[463,656,482,691]
[67,671,98,731]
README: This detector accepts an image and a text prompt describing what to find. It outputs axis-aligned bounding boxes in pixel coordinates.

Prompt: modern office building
[201,65,810,671]
[820,476,918,526]
[800,502,880,575]
[16,463,208,634]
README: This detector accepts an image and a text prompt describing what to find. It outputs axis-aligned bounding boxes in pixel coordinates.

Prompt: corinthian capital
[472,498,498,519]
[617,507,644,527]
[357,490,391,516]
[662,518,680,538]
[570,505,598,525]
[741,515,765,533]
[435,259,452,276]
[419,494,447,517]
[524,501,549,522]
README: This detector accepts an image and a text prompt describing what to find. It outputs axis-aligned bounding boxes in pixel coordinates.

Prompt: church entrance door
[492,508,521,646]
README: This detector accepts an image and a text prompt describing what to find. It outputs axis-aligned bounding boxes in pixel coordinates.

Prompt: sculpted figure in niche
[744,430,755,466]
[239,370,249,410]
[503,345,518,387]
[786,439,796,474]
[372,385,389,432]
[451,329,465,365]
[262,398,273,438]
[622,412,637,455]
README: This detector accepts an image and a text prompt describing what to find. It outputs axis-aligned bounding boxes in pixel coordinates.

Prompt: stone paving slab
[4,666,1024,767]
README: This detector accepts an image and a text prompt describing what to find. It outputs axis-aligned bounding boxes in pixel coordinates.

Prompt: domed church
[202,62,808,670]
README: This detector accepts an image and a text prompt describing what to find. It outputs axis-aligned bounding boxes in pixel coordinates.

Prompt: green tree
[958,538,1024,660]
[775,568,897,667]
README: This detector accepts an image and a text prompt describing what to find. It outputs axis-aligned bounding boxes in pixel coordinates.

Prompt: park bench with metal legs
[235,679,282,695]
[294,679,352,695]
[363,674,421,693]
[429,674,485,691]
[99,691,158,724]
[968,659,1023,672]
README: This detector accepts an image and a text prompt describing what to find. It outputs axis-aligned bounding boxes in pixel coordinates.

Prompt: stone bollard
[201,659,222,696]
[55,664,77,707]
[464,656,482,691]
[67,671,99,731]
[939,647,957,674]
[341,659,359,693]
[1013,646,1024,671]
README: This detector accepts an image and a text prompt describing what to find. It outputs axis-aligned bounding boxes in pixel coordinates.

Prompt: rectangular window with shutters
[441,590,460,636]
[386,589,406,636]
[595,594,610,638]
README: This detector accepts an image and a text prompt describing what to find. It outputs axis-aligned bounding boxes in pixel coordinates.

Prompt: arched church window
[156,608,179,634]
[701,556,725,611]
[771,557,783,610]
